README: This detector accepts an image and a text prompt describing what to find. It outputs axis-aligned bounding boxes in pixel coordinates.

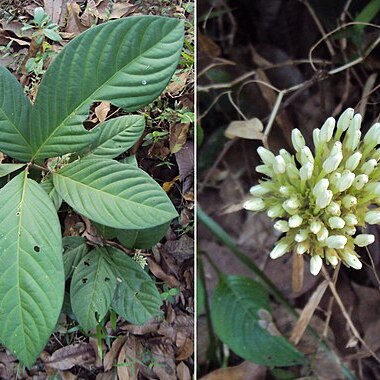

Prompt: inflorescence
[244,108,380,275]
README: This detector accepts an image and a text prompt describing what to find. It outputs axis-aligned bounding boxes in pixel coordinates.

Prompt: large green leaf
[107,247,163,324]
[0,66,33,161]
[31,16,184,160]
[86,115,145,158]
[62,236,89,279]
[117,222,170,249]
[70,248,117,331]
[211,276,305,367]
[0,171,64,367]
[53,158,178,229]
[40,176,62,210]
[0,163,25,178]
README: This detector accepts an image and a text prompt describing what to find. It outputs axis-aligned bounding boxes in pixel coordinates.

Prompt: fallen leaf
[96,371,115,380]
[65,1,88,35]
[96,0,111,20]
[149,339,176,380]
[120,319,161,335]
[167,72,189,96]
[175,140,194,194]
[0,351,18,379]
[60,370,77,380]
[44,0,67,25]
[109,2,137,19]
[43,343,96,370]
[95,101,111,123]
[81,0,98,27]
[117,336,140,380]
[0,21,32,39]
[224,118,264,140]
[103,335,127,371]
[164,234,194,262]
[170,123,189,154]
[147,258,180,288]
[177,361,191,380]
[163,175,180,193]
[176,337,194,361]
[198,32,221,57]
[200,361,266,380]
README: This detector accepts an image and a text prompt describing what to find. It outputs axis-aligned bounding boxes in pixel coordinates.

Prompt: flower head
[244,108,380,275]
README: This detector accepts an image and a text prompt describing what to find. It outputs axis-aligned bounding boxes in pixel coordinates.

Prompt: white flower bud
[310,220,322,234]
[296,241,309,254]
[249,184,270,196]
[354,174,369,190]
[337,170,355,192]
[365,210,380,224]
[299,162,313,181]
[326,235,347,249]
[279,186,291,196]
[267,204,285,218]
[365,182,380,196]
[274,220,289,233]
[317,226,329,242]
[315,189,333,209]
[299,146,314,165]
[279,149,292,163]
[257,146,275,165]
[361,159,377,175]
[256,164,274,177]
[345,130,361,151]
[337,108,354,132]
[310,255,323,276]
[364,122,380,145]
[270,240,290,259]
[283,197,301,210]
[345,226,356,235]
[345,152,362,171]
[328,216,345,229]
[286,164,300,180]
[319,117,335,143]
[244,198,265,211]
[326,201,340,216]
[323,142,343,173]
[273,155,286,174]
[291,129,306,152]
[342,251,362,269]
[342,195,357,208]
[313,128,320,147]
[344,213,358,226]
[295,229,308,242]
[325,248,339,266]
[329,172,341,188]
[313,179,329,197]
[288,214,303,228]
[354,234,375,247]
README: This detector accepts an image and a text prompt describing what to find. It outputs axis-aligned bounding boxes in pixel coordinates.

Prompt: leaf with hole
[53,158,178,229]
[70,248,117,331]
[0,171,64,367]
[211,275,305,367]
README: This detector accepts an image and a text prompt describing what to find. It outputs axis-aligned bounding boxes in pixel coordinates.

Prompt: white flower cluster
[244,108,380,276]
[133,252,148,269]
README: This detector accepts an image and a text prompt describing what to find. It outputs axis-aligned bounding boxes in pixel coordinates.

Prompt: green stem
[198,207,357,380]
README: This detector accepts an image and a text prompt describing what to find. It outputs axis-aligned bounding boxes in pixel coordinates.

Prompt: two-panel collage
[2,0,380,379]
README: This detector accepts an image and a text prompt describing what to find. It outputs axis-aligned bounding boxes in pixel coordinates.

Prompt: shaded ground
[0,1,194,379]
[198,1,380,379]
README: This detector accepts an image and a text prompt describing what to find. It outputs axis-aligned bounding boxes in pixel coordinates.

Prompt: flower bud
[299,162,313,181]
[344,213,358,226]
[310,220,322,234]
[317,226,329,241]
[244,198,265,211]
[345,226,356,235]
[337,170,355,192]
[328,216,345,229]
[296,241,309,254]
[361,159,377,175]
[354,234,375,247]
[299,146,314,165]
[319,117,335,143]
[365,210,380,224]
[329,172,341,188]
[337,108,354,132]
[342,195,357,208]
[353,174,368,190]
[310,255,323,276]
[274,220,289,233]
[315,189,333,209]
[295,229,308,242]
[342,251,362,269]
[326,235,347,249]
[323,142,343,173]
[327,201,340,216]
[249,184,270,196]
[267,204,285,218]
[279,149,292,163]
[273,155,286,174]
[365,182,380,196]
[345,152,362,171]
[313,179,329,197]
[256,164,274,177]
[313,128,320,147]
[270,239,290,259]
[364,122,380,146]
[257,146,275,165]
[288,214,303,228]
[325,248,339,266]
[286,163,300,180]
[279,186,291,196]
[291,129,305,152]
[283,197,301,210]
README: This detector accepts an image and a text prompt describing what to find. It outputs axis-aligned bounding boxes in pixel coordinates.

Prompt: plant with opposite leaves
[0,15,184,366]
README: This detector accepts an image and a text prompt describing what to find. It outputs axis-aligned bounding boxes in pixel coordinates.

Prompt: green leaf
[117,222,170,249]
[86,115,145,158]
[31,16,184,160]
[120,155,138,166]
[211,276,305,367]
[0,163,25,178]
[70,248,117,331]
[93,222,118,240]
[42,28,62,42]
[53,158,178,229]
[40,176,62,210]
[62,236,89,279]
[0,66,33,161]
[0,171,64,367]
[107,246,163,324]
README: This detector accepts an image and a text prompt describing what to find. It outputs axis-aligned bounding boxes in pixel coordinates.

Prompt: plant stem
[198,206,357,380]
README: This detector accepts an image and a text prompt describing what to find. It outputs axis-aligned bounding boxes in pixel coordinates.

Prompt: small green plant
[0,15,184,367]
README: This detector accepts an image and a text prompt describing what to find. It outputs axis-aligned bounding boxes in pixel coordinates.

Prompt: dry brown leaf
[167,72,189,96]
[65,1,88,35]
[81,0,98,27]
[96,0,111,20]
[176,361,191,380]
[60,370,77,380]
[117,336,140,380]
[0,351,18,379]
[103,335,127,371]
[198,32,221,57]
[200,361,266,380]
[170,123,190,154]
[224,118,264,140]
[109,2,137,19]
[150,340,176,380]
[147,258,180,288]
[96,371,116,380]
[44,343,96,370]
[164,235,194,262]
[120,319,161,335]
[95,101,111,123]
[44,0,67,25]
[0,21,32,39]
[175,337,193,361]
